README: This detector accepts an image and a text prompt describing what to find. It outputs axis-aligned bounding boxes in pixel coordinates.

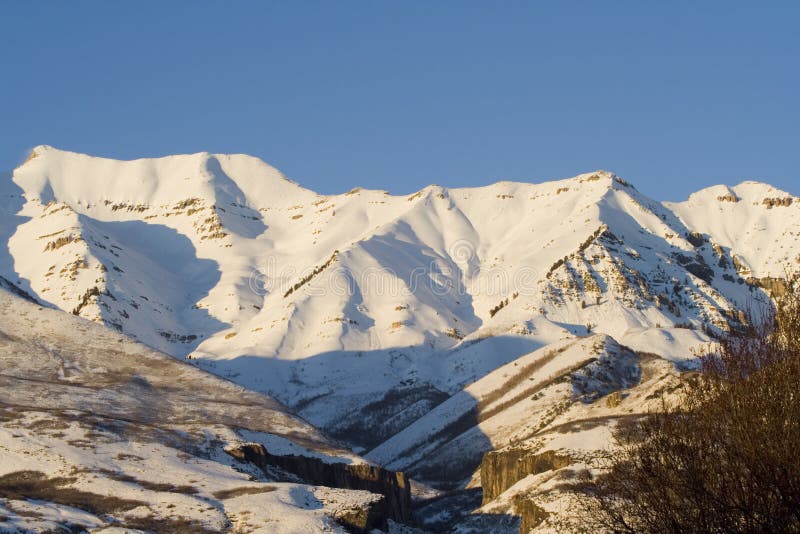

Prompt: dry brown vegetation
[0,471,223,532]
[97,469,199,494]
[0,470,145,516]
[212,485,276,499]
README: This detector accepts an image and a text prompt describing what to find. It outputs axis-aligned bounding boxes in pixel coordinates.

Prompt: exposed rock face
[331,499,387,533]
[480,449,572,504]
[513,494,550,533]
[762,196,794,208]
[747,276,788,297]
[226,443,411,530]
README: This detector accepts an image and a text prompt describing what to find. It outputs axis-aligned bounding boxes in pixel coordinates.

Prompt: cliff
[513,494,550,533]
[226,442,411,532]
[480,448,571,504]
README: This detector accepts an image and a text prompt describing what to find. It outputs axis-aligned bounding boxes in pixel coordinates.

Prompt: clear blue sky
[1,1,797,200]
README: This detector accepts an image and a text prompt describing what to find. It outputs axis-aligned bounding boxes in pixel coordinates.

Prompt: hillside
[0,287,412,533]
[1,146,797,531]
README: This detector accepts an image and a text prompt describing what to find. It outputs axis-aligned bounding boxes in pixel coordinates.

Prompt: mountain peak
[11,145,313,210]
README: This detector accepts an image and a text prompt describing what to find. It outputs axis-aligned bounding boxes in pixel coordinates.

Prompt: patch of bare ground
[120,514,223,534]
[0,471,223,533]
[212,485,277,499]
[0,470,145,515]
[97,469,199,494]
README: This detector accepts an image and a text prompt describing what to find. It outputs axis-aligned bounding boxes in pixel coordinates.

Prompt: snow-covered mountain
[1,146,798,531]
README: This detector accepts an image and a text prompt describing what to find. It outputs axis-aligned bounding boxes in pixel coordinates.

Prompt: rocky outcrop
[762,196,793,208]
[480,448,571,504]
[513,494,550,533]
[331,499,387,533]
[673,252,714,284]
[747,275,788,297]
[226,443,410,531]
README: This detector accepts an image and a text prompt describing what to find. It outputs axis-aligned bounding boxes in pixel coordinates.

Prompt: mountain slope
[666,181,800,278]
[0,285,416,533]
[2,147,797,497]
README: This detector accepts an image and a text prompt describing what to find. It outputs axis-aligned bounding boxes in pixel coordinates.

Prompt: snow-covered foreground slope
[0,287,410,533]
[1,146,797,531]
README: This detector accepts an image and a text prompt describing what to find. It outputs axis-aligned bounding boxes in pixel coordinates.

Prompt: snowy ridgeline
[0,146,798,531]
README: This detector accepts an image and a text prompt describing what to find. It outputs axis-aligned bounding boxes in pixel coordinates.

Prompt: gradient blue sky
[1,1,797,200]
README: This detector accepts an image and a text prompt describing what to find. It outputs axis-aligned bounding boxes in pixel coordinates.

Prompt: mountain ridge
[3,147,797,384]
[2,146,798,530]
